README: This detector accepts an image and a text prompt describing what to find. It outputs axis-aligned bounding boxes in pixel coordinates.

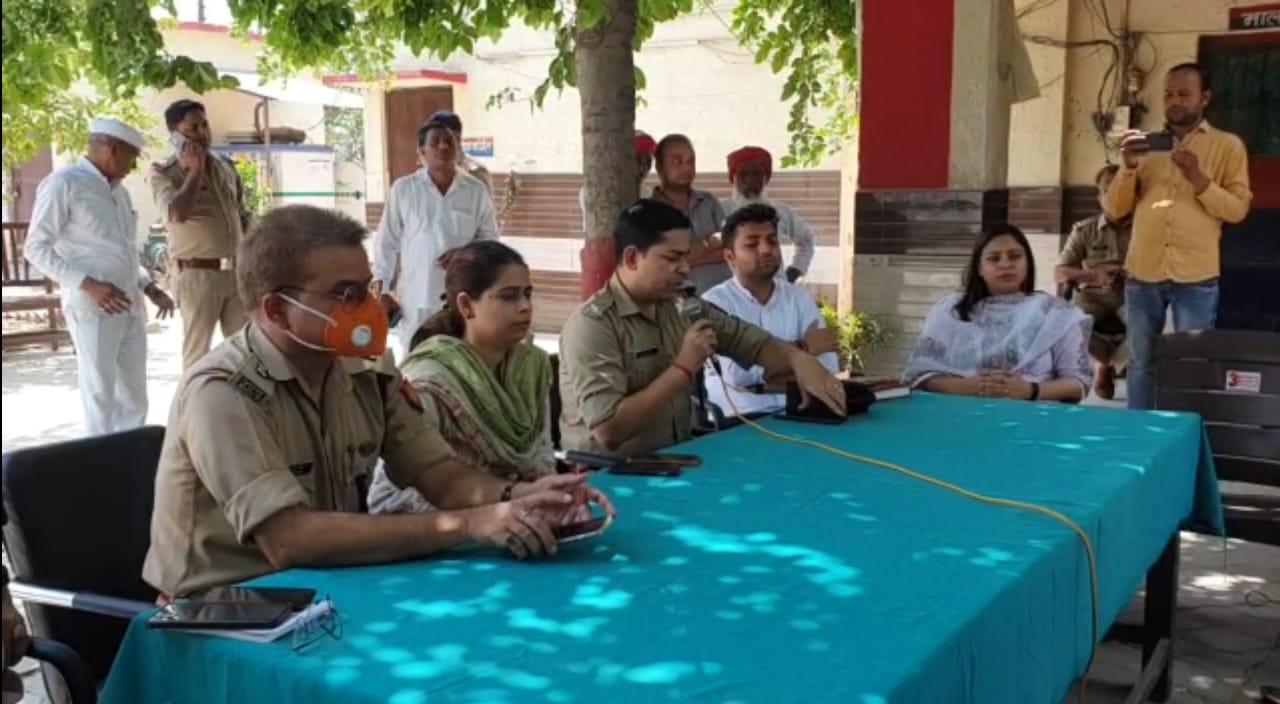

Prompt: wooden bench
[1156,330,1280,545]
[2,222,69,351]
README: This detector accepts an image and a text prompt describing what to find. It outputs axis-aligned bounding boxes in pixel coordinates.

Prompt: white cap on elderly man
[89,118,146,152]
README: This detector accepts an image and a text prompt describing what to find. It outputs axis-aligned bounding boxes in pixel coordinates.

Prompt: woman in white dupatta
[903,224,1094,403]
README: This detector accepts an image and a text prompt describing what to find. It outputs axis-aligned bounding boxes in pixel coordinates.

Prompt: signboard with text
[462,137,494,158]
[1229,3,1280,30]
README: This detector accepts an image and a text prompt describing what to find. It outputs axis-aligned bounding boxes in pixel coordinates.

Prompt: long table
[100,393,1222,704]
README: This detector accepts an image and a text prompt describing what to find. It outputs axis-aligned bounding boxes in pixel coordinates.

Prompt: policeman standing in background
[152,99,252,370]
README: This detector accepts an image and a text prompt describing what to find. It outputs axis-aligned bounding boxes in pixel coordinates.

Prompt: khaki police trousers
[174,268,247,369]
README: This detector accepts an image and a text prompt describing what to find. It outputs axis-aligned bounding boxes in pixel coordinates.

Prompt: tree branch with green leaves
[2,0,235,171]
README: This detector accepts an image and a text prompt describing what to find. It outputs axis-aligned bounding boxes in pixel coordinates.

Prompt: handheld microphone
[675,295,705,322]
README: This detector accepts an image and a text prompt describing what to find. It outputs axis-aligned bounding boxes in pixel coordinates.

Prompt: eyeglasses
[292,596,343,652]
[278,284,371,310]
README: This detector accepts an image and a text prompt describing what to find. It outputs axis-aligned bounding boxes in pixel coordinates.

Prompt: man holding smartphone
[152,100,253,370]
[1105,63,1252,410]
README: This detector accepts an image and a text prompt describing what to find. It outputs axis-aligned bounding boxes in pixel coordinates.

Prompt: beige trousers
[174,268,247,369]
[1074,291,1128,368]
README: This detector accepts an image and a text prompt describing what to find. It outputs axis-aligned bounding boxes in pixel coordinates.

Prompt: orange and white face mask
[277,291,389,358]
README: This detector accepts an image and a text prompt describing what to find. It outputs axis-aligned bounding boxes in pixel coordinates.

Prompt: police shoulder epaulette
[580,291,615,320]
[225,356,277,405]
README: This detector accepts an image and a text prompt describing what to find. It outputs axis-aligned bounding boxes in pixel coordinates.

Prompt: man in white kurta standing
[373,114,498,358]
[24,118,176,435]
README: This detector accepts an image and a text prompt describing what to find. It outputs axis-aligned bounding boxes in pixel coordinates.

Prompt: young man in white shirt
[24,118,176,436]
[373,115,499,358]
[703,203,839,419]
[720,146,817,284]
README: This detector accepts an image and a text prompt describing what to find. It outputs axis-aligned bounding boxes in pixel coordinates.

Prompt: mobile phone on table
[148,601,293,630]
[1143,131,1175,152]
[193,586,317,612]
[558,450,617,470]
[626,453,701,467]
[608,464,683,477]
[552,516,611,543]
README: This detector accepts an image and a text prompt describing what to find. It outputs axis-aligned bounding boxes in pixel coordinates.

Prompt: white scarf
[903,292,1090,383]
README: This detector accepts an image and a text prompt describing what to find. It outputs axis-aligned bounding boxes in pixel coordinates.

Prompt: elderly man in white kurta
[720,146,817,284]
[24,118,176,435]
[373,115,498,358]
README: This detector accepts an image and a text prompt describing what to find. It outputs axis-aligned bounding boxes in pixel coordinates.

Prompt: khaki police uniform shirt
[558,276,771,456]
[1058,214,1132,309]
[150,155,245,260]
[143,324,455,596]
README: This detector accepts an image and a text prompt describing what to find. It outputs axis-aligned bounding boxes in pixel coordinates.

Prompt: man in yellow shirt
[1105,62,1252,410]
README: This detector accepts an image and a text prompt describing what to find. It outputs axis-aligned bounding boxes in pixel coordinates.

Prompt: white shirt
[373,169,499,312]
[703,277,839,417]
[721,195,817,275]
[24,158,149,313]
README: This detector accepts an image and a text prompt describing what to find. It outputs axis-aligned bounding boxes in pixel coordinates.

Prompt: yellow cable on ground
[714,378,1099,700]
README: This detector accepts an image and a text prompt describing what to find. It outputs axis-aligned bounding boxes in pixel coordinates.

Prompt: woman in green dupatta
[369,241,556,515]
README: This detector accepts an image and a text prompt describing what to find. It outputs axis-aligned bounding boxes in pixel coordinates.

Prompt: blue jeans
[1125,280,1219,410]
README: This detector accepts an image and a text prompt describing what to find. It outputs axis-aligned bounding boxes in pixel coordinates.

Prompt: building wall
[1010,0,1255,188]
[360,4,847,202]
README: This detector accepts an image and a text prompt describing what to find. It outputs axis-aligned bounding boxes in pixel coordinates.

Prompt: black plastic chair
[1155,330,1280,545]
[23,637,98,704]
[2,426,164,704]
[549,353,563,451]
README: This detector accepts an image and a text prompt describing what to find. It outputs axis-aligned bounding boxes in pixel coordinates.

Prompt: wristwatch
[1029,382,1041,401]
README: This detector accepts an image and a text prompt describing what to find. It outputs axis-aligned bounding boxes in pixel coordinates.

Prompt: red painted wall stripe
[858,0,954,189]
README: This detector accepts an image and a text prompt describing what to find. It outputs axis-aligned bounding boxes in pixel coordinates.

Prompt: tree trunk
[575,0,638,299]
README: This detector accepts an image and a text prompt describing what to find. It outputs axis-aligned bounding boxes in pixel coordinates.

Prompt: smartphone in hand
[1143,132,1175,152]
[552,516,610,543]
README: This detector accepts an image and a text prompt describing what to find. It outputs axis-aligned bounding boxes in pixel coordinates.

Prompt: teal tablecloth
[101,394,1222,704]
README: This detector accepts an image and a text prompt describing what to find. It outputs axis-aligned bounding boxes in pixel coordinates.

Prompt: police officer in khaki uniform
[151,100,252,370]
[1054,164,1133,399]
[558,199,845,457]
[144,205,615,598]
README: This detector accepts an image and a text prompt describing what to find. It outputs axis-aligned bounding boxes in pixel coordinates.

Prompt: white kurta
[24,158,151,436]
[703,277,839,417]
[721,195,817,276]
[373,169,498,353]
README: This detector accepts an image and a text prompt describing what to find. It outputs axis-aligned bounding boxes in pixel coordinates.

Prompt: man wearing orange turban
[722,146,816,283]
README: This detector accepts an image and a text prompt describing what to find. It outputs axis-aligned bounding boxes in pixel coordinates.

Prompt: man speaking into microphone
[556,199,844,457]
